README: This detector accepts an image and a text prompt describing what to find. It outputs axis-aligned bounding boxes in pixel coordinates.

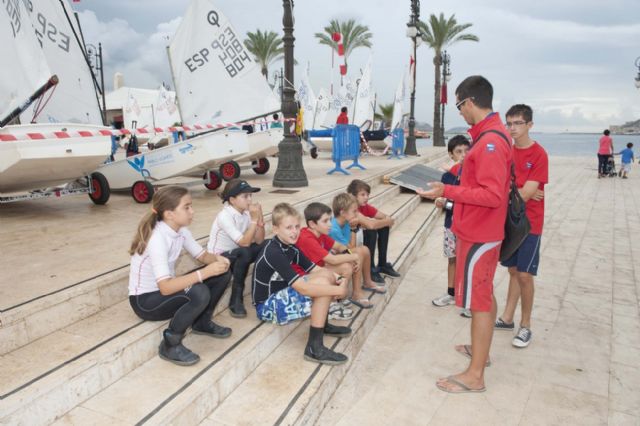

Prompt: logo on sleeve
[526,162,533,169]
[486,143,495,152]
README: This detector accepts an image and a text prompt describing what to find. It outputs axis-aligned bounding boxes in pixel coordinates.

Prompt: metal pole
[404,0,419,156]
[99,43,107,124]
[273,0,308,187]
[440,51,446,145]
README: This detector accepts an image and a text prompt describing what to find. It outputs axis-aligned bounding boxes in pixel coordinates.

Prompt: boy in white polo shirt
[208,179,265,318]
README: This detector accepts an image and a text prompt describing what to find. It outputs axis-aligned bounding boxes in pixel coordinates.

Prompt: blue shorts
[500,233,541,276]
[256,286,312,325]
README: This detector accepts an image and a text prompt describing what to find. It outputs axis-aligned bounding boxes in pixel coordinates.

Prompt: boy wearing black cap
[207,179,265,317]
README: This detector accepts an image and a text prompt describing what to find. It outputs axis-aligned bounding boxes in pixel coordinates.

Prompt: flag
[440,81,448,104]
[408,55,415,93]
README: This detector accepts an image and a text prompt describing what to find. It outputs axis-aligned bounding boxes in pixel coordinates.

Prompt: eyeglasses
[455,97,473,111]
[505,120,529,128]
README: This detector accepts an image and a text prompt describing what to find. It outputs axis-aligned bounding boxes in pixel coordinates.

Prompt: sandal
[349,298,374,309]
[436,375,486,393]
[455,344,491,367]
[362,285,387,295]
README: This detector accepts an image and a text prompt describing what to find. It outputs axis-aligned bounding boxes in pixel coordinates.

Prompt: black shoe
[379,262,401,278]
[192,320,232,338]
[324,322,352,337]
[158,329,200,366]
[229,287,247,318]
[371,270,386,284]
[304,344,348,365]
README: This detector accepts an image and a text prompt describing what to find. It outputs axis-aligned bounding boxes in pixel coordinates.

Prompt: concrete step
[54,199,440,425]
[204,201,440,426]
[0,150,446,356]
[0,178,439,424]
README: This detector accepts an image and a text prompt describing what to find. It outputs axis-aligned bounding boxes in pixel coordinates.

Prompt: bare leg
[447,257,456,290]
[499,267,520,324]
[518,272,535,328]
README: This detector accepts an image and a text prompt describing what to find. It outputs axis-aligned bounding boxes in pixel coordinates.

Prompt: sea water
[423,133,640,157]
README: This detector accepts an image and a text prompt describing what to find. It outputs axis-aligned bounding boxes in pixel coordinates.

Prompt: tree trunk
[262,66,268,80]
[433,54,444,147]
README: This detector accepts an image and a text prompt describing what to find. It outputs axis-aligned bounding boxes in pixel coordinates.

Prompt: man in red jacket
[336,107,349,125]
[417,75,512,393]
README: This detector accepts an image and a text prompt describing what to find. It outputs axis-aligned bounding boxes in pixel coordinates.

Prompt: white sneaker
[329,302,354,320]
[432,294,455,307]
[459,308,472,318]
[512,327,532,348]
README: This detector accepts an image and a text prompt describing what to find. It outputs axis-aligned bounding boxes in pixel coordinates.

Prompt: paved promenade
[318,156,640,425]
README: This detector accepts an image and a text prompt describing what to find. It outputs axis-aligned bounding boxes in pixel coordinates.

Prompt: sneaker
[459,308,472,318]
[512,327,532,348]
[494,317,515,330]
[370,269,386,284]
[432,294,455,307]
[329,302,354,321]
[304,344,348,365]
[378,262,401,278]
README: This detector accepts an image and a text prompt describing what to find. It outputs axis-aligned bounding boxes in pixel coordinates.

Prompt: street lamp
[439,51,451,145]
[273,0,308,187]
[404,0,420,156]
[86,43,107,125]
[635,57,640,89]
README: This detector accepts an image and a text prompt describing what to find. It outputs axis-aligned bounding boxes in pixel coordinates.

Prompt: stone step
[0,184,435,424]
[55,199,440,425]
[204,201,440,426]
[0,150,446,356]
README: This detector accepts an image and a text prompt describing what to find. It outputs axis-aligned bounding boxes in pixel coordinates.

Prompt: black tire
[203,170,222,190]
[252,158,270,174]
[88,172,110,205]
[131,180,154,203]
[220,160,241,181]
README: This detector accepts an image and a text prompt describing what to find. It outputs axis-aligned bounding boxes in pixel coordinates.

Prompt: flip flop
[455,344,491,367]
[436,375,486,394]
[349,298,374,309]
[362,285,387,294]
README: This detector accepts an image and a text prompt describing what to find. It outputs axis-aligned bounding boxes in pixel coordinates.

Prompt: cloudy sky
[74,0,640,133]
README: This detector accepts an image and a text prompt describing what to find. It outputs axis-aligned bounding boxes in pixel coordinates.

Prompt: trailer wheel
[252,158,270,175]
[220,161,241,181]
[203,170,222,190]
[88,172,110,205]
[131,180,154,203]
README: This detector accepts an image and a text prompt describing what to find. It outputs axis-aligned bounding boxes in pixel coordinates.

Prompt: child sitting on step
[347,180,401,283]
[328,193,386,309]
[207,179,265,318]
[252,203,351,365]
[128,186,232,367]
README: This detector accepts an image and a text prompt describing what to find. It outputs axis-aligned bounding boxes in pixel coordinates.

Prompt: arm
[236,204,263,247]
[518,181,541,202]
[157,259,229,296]
[357,212,393,230]
[322,251,359,266]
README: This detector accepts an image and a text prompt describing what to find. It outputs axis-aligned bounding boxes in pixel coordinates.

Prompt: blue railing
[328,124,366,175]
[388,128,406,160]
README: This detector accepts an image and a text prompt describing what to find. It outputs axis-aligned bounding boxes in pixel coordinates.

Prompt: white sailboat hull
[97,130,248,190]
[234,129,282,162]
[0,124,111,193]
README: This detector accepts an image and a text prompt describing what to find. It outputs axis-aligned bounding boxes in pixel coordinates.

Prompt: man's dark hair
[304,202,332,225]
[604,129,610,136]
[447,135,471,153]
[627,142,633,148]
[346,179,371,196]
[506,104,533,122]
[341,106,348,113]
[273,113,279,120]
[455,75,493,110]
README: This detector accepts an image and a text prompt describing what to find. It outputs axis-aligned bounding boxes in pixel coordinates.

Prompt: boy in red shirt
[494,104,548,349]
[336,107,349,125]
[418,76,512,393]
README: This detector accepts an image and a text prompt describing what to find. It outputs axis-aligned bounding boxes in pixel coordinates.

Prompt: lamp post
[404,0,420,156]
[439,51,451,145]
[273,0,308,187]
[635,57,640,89]
[86,43,107,125]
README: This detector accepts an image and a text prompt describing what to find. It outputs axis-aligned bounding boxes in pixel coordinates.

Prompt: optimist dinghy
[0,0,112,204]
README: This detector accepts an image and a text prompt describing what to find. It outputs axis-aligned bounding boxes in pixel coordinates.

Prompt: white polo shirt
[207,204,251,254]
[129,221,205,296]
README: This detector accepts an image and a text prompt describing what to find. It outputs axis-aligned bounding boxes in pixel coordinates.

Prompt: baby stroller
[604,156,617,177]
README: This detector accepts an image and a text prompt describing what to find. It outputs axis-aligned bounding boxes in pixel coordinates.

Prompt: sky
[73,0,640,133]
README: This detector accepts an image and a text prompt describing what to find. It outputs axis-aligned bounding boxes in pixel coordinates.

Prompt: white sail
[168,0,280,125]
[0,0,51,121]
[311,88,330,129]
[391,68,408,130]
[322,79,355,127]
[297,67,316,130]
[351,57,373,128]
[154,85,180,128]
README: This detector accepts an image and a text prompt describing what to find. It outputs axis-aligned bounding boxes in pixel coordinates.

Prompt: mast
[165,45,184,125]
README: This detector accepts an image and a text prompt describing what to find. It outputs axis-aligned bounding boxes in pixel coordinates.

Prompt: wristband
[196,270,203,283]
[250,220,258,225]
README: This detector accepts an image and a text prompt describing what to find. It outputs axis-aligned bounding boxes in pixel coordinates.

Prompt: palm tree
[374,103,394,128]
[244,29,284,79]
[314,19,373,72]
[418,13,478,146]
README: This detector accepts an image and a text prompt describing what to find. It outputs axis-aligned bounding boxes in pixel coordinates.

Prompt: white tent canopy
[105,86,181,129]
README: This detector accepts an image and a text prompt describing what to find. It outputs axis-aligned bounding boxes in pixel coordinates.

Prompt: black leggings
[363,227,390,268]
[130,271,230,334]
[598,154,611,175]
[221,243,264,289]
